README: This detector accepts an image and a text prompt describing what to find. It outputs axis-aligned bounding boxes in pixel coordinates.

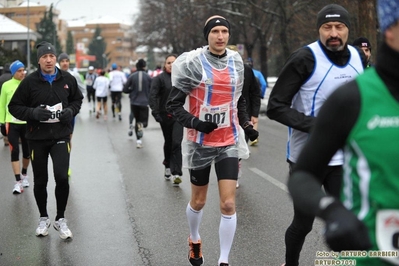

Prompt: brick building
[0,0,135,70]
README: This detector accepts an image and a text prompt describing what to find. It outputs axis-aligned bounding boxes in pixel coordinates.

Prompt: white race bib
[199,104,230,128]
[376,210,399,265]
[40,103,63,123]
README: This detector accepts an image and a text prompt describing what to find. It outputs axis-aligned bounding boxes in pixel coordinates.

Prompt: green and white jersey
[342,68,399,265]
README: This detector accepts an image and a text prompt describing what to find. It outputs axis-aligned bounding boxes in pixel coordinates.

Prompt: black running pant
[111,91,122,115]
[29,139,71,220]
[159,113,183,176]
[87,87,95,103]
[131,105,149,140]
[7,123,30,161]
[285,162,342,266]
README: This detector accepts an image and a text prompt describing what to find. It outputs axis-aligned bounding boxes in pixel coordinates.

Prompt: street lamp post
[53,0,63,51]
[26,0,30,74]
[102,54,107,70]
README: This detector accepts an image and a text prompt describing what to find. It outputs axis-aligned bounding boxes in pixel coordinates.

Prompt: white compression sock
[186,202,203,242]
[218,213,237,264]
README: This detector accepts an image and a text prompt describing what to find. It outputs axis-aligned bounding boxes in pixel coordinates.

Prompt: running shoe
[128,124,133,136]
[172,175,182,186]
[118,113,122,121]
[136,122,143,138]
[96,111,100,119]
[164,168,171,181]
[249,138,259,146]
[188,237,203,266]
[36,217,51,236]
[21,175,29,187]
[13,181,23,194]
[136,140,142,149]
[54,218,73,239]
[219,263,229,266]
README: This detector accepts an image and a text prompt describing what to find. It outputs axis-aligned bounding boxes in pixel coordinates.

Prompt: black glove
[154,114,163,123]
[32,105,52,121]
[0,124,6,136]
[320,199,372,251]
[244,125,259,141]
[195,121,218,134]
[59,108,74,124]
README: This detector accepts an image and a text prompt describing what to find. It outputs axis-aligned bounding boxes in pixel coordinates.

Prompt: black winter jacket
[8,67,83,140]
[149,71,172,117]
[241,64,261,118]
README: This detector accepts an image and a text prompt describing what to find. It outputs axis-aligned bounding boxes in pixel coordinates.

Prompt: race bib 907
[199,104,230,128]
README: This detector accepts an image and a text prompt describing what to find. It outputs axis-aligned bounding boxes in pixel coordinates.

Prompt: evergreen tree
[87,26,107,69]
[33,4,61,62]
[0,47,25,67]
[66,31,75,54]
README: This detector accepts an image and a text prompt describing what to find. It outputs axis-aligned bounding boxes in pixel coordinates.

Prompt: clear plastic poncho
[172,46,250,170]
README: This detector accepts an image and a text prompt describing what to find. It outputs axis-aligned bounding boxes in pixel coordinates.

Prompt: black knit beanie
[136,59,146,70]
[317,4,350,30]
[36,41,57,59]
[58,53,70,62]
[203,16,230,42]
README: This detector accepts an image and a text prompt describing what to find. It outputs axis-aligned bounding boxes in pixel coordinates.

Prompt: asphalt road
[0,93,328,266]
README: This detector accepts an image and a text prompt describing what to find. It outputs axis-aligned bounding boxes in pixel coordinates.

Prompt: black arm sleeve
[266,47,316,133]
[237,95,250,127]
[166,86,201,129]
[8,78,34,121]
[288,80,361,216]
[123,76,133,93]
[149,75,161,116]
[247,68,261,117]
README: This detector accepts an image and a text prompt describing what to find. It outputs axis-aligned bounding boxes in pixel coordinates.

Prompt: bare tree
[132,0,379,76]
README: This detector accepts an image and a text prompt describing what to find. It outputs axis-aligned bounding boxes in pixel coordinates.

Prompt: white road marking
[249,167,289,193]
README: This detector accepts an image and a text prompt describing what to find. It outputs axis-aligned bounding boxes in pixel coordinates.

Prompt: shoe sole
[53,225,73,240]
[36,231,49,237]
[36,222,50,237]
[173,177,182,186]
[188,256,204,266]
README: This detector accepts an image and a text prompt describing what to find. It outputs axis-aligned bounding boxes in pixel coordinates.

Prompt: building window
[12,41,18,50]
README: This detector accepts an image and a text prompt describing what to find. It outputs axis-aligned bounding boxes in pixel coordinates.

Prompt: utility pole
[53,0,63,51]
[27,0,31,73]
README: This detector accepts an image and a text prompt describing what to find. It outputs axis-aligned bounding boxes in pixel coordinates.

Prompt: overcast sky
[34,0,139,23]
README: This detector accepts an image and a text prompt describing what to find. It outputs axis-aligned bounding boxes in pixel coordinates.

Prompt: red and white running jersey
[186,53,241,147]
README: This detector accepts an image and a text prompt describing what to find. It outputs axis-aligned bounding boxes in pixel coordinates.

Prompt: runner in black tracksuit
[149,54,183,185]
[8,42,83,238]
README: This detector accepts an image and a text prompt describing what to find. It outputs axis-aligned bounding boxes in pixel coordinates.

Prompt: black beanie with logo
[317,4,350,30]
[36,41,57,59]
